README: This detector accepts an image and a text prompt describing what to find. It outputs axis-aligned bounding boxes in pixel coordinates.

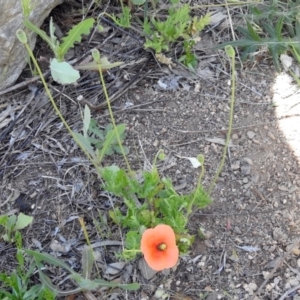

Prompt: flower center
[157,243,167,251]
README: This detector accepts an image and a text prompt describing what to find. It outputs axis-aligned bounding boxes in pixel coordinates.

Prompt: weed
[106,0,210,68]
[144,2,210,69]
[0,231,56,300]
[24,248,139,295]
[144,4,210,56]
[101,155,212,259]
[110,5,131,28]
[0,213,33,243]
[178,40,198,70]
[218,0,300,72]
[73,105,129,164]
[23,17,94,84]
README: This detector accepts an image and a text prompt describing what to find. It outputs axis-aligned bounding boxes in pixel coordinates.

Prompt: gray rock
[242,157,253,165]
[138,258,157,280]
[243,177,249,183]
[105,262,126,276]
[241,164,251,175]
[0,0,63,91]
[231,160,240,170]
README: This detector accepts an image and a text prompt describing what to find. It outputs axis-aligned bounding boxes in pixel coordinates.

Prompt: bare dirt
[1,1,300,300]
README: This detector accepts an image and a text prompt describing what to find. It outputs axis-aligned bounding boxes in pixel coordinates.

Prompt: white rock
[288,277,299,287]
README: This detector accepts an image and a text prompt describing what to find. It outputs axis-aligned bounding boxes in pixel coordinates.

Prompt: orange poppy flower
[140,224,179,271]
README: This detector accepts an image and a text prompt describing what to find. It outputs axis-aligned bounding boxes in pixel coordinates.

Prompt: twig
[279,284,300,300]
[251,238,300,300]
[0,71,50,96]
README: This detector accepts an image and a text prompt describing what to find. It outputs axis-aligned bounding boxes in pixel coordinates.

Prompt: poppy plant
[140,224,179,271]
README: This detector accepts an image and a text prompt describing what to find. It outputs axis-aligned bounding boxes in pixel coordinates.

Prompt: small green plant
[101,152,212,260]
[178,40,198,70]
[106,0,210,67]
[0,213,33,242]
[0,231,56,300]
[142,3,210,69]
[24,17,95,84]
[110,5,131,28]
[143,4,210,55]
[73,105,129,165]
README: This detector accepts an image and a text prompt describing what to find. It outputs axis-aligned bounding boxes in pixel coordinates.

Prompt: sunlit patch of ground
[272,73,300,160]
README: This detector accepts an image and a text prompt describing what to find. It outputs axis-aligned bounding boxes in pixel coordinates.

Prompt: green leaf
[23,19,56,54]
[109,208,123,224]
[245,21,261,41]
[49,17,58,46]
[7,215,17,230]
[38,269,81,296]
[23,285,43,300]
[97,124,126,161]
[76,59,123,71]
[0,215,8,226]
[81,246,94,279]
[25,250,76,275]
[111,7,131,28]
[131,0,146,4]
[93,279,139,291]
[113,145,129,155]
[275,16,284,39]
[88,119,105,140]
[50,58,80,84]
[125,231,141,252]
[14,213,33,230]
[191,13,211,34]
[59,18,95,59]
[69,275,99,290]
[72,132,95,159]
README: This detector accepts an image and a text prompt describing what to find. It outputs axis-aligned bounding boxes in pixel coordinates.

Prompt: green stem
[93,50,132,173]
[186,160,205,216]
[208,46,236,195]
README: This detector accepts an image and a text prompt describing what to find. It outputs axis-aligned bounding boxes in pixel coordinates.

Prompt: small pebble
[248,282,257,291]
[243,177,249,183]
[247,131,255,139]
[241,164,251,175]
[232,133,239,140]
[288,277,300,287]
[138,258,157,280]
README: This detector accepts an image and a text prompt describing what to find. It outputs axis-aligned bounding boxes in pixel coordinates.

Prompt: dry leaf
[155,53,175,68]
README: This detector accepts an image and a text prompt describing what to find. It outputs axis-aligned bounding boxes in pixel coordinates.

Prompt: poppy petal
[141,224,179,271]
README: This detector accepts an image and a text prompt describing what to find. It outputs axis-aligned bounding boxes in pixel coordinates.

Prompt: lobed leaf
[59,18,95,59]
